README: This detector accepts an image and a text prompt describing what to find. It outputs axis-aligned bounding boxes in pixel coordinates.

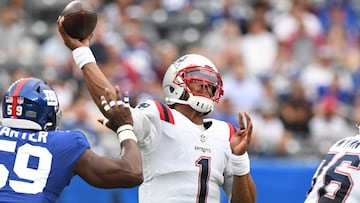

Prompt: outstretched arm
[57,16,116,115]
[57,16,143,188]
[73,86,143,188]
[230,112,257,203]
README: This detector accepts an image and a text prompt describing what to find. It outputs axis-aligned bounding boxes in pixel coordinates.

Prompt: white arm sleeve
[130,100,163,153]
[223,151,234,200]
[131,107,151,143]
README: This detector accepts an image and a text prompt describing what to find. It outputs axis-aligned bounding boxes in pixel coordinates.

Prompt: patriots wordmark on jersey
[130,100,238,203]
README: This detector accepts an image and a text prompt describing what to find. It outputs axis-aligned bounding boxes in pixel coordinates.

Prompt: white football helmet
[162,54,224,113]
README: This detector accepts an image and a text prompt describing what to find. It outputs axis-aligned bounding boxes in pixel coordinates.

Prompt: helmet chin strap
[44,122,55,131]
[165,94,214,113]
[165,97,188,105]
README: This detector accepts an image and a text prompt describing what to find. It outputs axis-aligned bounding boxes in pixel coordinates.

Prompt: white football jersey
[130,100,238,203]
[304,135,360,203]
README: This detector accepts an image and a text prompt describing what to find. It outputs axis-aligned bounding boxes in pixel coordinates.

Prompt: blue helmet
[2,77,60,131]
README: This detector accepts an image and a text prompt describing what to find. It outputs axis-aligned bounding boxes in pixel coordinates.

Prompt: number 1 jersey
[131,100,238,203]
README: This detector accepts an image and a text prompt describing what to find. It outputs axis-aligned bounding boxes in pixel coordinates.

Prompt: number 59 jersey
[0,125,89,203]
[305,135,360,203]
[131,100,237,203]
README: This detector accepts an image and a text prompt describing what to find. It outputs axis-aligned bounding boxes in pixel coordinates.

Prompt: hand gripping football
[61,0,97,40]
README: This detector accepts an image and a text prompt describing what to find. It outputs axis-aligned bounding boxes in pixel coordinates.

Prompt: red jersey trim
[227,122,237,141]
[154,100,175,124]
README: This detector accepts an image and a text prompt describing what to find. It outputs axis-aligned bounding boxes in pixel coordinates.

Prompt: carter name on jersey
[0,126,48,143]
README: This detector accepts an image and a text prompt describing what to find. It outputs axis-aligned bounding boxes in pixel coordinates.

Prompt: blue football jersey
[0,125,90,203]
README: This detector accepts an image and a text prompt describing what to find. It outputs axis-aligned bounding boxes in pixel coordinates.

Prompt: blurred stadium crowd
[1,0,360,160]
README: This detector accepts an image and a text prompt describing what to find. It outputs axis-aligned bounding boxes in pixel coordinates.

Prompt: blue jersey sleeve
[46,130,90,197]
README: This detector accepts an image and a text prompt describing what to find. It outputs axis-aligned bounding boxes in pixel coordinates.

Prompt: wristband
[117,124,138,144]
[231,152,250,176]
[72,46,96,69]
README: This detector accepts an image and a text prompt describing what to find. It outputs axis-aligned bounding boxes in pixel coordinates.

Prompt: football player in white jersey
[57,16,256,203]
[304,132,360,203]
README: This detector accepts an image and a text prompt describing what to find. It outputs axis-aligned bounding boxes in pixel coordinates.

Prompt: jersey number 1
[0,140,52,194]
[196,156,210,203]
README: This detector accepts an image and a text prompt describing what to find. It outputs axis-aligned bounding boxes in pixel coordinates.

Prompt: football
[61,0,97,40]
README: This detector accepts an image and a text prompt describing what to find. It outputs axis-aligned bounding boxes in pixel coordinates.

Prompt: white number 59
[6,105,23,116]
[0,140,52,194]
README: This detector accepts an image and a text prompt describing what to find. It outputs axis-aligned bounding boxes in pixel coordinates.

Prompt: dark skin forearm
[71,79,143,188]
[231,173,257,203]
[57,16,116,115]
[73,140,143,188]
[57,16,143,188]
[229,113,256,203]
[82,63,117,115]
